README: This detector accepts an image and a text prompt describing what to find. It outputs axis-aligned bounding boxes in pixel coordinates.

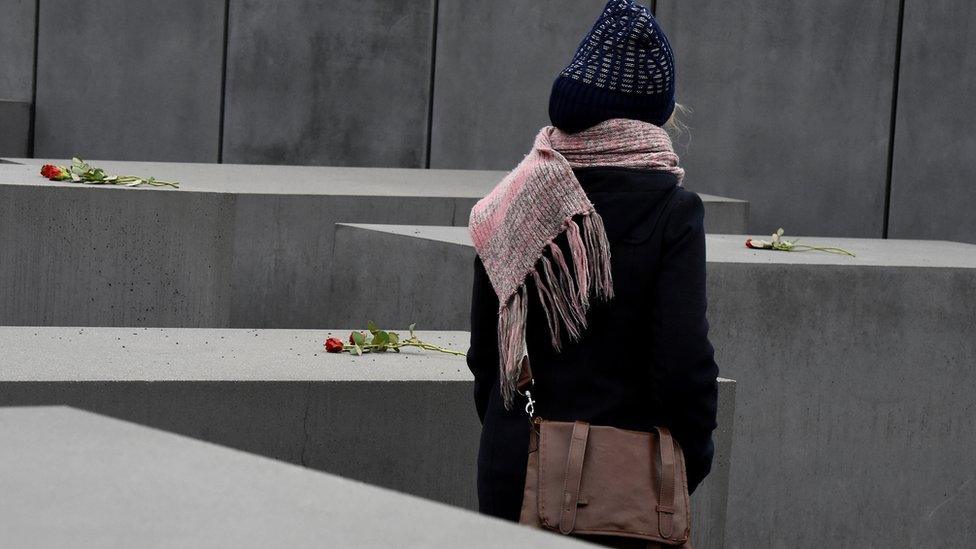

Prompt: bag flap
[536,420,691,544]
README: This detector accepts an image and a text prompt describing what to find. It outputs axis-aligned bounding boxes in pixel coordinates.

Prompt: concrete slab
[331,223,976,329]
[0,327,472,382]
[0,160,746,327]
[655,0,900,238]
[222,0,435,168]
[0,100,30,157]
[430,0,607,170]
[329,223,976,547]
[889,1,976,244]
[0,327,736,548]
[0,406,588,548]
[0,161,490,328]
[0,158,504,196]
[32,0,224,161]
[0,0,35,101]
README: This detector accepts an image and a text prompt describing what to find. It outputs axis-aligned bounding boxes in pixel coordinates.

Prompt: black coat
[466,166,719,521]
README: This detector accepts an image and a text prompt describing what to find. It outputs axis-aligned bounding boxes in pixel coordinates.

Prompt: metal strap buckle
[524,390,536,417]
[517,379,536,418]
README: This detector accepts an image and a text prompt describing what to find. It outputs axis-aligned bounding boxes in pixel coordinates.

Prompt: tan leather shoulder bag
[517,365,692,547]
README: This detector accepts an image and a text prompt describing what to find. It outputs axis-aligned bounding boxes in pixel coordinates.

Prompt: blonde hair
[664,102,691,138]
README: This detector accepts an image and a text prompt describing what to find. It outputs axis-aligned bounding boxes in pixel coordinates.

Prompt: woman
[466,0,719,524]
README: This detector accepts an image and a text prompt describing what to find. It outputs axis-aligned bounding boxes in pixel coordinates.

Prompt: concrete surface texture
[326,223,976,548]
[32,0,224,162]
[0,161,488,328]
[5,1,976,245]
[0,406,590,548]
[1,158,505,196]
[333,224,976,329]
[331,224,477,329]
[429,0,607,170]
[0,101,31,157]
[0,0,35,101]
[0,327,473,382]
[655,0,899,238]
[222,0,435,168]
[0,160,746,328]
[0,327,737,549]
[888,0,976,244]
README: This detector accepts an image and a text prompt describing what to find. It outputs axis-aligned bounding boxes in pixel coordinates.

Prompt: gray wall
[0,0,35,101]
[222,0,435,167]
[32,0,225,162]
[0,100,30,156]
[888,1,976,244]
[428,0,606,170]
[5,0,976,240]
[0,0,35,156]
[655,0,899,238]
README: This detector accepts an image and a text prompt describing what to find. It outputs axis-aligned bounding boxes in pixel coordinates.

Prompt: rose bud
[40,164,68,180]
[324,337,344,353]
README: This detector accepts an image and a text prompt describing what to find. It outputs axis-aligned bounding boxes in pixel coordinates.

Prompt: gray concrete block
[328,224,976,548]
[701,194,749,235]
[0,160,500,327]
[889,1,976,244]
[331,224,476,329]
[430,0,608,170]
[222,0,435,167]
[32,0,224,161]
[0,0,35,101]
[694,373,736,549]
[0,100,30,157]
[0,406,590,548]
[0,327,736,549]
[655,0,900,237]
[0,178,238,327]
[0,160,744,327]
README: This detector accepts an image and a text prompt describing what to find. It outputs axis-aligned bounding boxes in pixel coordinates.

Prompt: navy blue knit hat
[549,0,676,133]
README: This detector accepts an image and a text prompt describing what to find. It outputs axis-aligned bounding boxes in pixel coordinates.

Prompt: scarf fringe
[498,284,529,407]
[499,210,614,409]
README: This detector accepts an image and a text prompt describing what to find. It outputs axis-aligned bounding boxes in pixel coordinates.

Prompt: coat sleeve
[467,255,500,423]
[653,191,720,494]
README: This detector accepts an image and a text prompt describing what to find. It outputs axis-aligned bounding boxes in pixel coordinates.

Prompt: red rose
[745,238,756,249]
[40,164,68,180]
[324,337,344,353]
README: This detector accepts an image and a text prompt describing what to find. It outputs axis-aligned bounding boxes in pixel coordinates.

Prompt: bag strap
[655,426,677,540]
[558,421,590,534]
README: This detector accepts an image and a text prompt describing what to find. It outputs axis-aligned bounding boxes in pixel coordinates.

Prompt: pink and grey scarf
[468,118,684,407]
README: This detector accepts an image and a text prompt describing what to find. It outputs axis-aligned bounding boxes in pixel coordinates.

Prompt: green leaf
[353,344,363,356]
[366,320,379,334]
[351,331,366,347]
[372,330,389,348]
[389,332,399,346]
